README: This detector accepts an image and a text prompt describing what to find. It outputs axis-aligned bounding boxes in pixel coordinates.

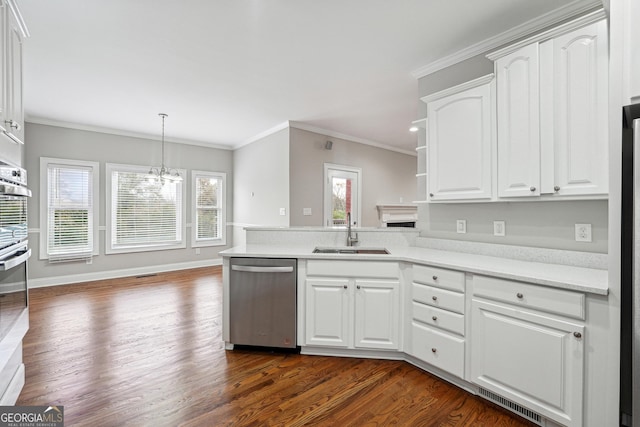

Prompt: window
[106,163,186,254]
[192,171,226,247]
[323,163,361,227]
[40,158,99,262]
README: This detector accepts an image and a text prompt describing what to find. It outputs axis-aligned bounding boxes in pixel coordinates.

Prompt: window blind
[111,169,183,249]
[195,175,221,241]
[47,164,93,261]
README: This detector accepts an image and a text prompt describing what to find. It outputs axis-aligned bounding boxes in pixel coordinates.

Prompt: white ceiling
[19,0,595,153]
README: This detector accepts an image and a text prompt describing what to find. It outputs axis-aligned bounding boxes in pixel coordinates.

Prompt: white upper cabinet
[489,12,608,200]
[0,0,27,166]
[496,44,540,198]
[424,76,495,202]
[540,20,608,196]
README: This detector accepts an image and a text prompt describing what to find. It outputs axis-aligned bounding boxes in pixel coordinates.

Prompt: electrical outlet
[575,224,592,242]
[303,208,312,216]
[279,207,286,216]
[456,219,466,234]
[493,221,506,236]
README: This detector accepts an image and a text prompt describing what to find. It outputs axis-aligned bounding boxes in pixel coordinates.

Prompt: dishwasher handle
[231,265,294,273]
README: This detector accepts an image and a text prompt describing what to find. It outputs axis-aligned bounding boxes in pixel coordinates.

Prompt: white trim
[410,0,603,78]
[420,74,495,105]
[28,259,222,289]
[191,170,227,248]
[289,121,417,157]
[486,8,607,60]
[229,222,262,228]
[25,118,233,151]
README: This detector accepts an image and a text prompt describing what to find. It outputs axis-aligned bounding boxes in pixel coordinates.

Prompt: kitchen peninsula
[222,226,608,427]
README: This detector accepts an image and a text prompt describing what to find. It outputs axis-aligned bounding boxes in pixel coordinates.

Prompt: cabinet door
[305,279,350,347]
[427,83,493,201]
[354,280,399,350]
[548,20,608,196]
[5,6,23,146]
[496,43,540,198]
[470,299,584,427]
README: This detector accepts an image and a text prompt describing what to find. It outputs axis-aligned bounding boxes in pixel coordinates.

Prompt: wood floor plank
[17,266,537,426]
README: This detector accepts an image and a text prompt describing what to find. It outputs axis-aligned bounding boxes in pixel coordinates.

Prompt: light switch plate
[456,220,466,234]
[303,208,312,216]
[493,221,506,236]
[575,223,592,242]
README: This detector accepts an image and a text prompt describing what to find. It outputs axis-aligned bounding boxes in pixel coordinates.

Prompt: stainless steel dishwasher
[229,257,297,349]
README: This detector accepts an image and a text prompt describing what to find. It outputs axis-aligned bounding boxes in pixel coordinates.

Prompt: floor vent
[478,387,543,425]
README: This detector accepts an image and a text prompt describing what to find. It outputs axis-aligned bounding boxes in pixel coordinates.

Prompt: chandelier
[148,113,182,182]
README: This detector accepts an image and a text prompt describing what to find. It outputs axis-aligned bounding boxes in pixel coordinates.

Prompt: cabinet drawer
[413,265,465,292]
[411,321,464,378]
[412,282,464,314]
[307,260,399,279]
[413,302,464,336]
[473,275,585,320]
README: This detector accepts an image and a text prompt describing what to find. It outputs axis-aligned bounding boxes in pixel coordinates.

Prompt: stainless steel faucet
[346,212,359,246]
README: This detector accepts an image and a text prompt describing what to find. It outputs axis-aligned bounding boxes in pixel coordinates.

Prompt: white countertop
[220,244,609,296]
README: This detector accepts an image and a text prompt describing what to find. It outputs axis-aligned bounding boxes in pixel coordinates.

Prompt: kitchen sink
[312,247,389,255]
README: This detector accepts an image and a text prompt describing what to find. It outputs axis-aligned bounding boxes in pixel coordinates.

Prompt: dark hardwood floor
[17,266,536,426]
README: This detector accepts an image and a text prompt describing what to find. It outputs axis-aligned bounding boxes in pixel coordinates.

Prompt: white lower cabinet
[470,276,585,427]
[304,261,400,350]
[407,265,466,379]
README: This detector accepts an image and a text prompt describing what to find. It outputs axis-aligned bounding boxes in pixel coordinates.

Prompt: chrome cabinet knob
[516,293,523,299]
[432,316,438,321]
[431,348,437,353]
[530,186,536,192]
[432,296,438,301]
[574,332,582,338]
[554,185,560,192]
[356,285,361,290]
[429,193,434,197]
[432,275,438,281]
[343,284,347,289]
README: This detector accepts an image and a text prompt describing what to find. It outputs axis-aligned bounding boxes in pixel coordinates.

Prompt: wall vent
[478,387,543,425]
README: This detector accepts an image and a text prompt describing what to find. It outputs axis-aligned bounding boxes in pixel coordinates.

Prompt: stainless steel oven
[0,161,31,341]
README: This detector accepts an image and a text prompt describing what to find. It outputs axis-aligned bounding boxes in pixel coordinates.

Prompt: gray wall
[25,123,234,285]
[232,128,290,244]
[289,127,417,227]
[417,54,609,254]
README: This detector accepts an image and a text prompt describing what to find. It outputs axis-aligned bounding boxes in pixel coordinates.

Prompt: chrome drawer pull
[432,316,437,321]
[431,348,437,353]
[516,293,523,299]
[573,332,582,339]
[432,296,438,301]
[432,275,438,281]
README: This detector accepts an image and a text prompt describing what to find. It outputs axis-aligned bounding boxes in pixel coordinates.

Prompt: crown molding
[410,0,603,79]
[288,121,417,157]
[233,121,290,150]
[486,8,607,60]
[420,74,494,105]
[25,117,234,150]
[6,0,29,38]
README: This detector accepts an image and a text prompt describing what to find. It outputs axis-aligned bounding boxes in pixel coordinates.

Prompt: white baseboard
[28,258,222,289]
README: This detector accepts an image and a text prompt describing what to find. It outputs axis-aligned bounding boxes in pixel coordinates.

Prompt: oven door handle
[0,182,31,197]
[0,248,31,271]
